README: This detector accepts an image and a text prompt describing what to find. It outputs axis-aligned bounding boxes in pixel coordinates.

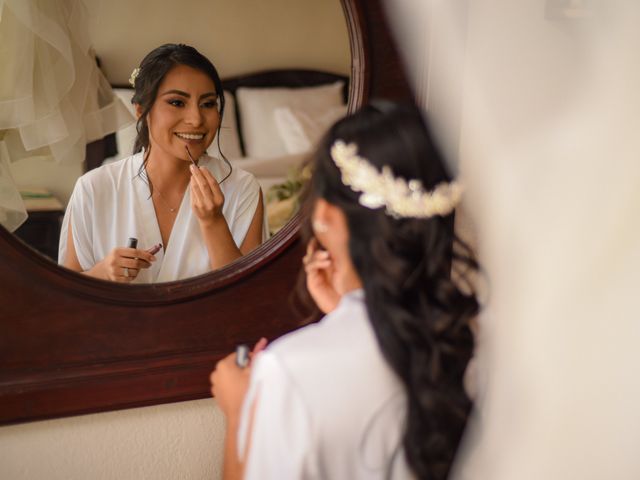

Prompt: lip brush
[185,146,198,168]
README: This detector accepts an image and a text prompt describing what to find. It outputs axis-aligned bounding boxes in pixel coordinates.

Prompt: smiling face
[145,64,220,163]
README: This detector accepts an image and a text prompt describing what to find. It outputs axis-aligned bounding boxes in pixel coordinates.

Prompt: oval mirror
[2,0,352,288]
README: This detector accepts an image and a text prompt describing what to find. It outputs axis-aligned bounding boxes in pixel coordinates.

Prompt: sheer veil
[383,1,640,478]
[0,0,132,231]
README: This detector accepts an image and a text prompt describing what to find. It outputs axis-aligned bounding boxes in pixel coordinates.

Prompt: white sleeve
[225,172,268,246]
[238,351,315,480]
[58,176,95,269]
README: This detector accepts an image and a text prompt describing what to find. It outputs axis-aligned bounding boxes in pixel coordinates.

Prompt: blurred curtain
[382,1,640,479]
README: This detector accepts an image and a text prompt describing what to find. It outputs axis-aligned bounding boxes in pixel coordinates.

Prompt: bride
[59,44,265,283]
[211,101,480,479]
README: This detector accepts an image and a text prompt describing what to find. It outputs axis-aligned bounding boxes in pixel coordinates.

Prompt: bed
[101,69,349,235]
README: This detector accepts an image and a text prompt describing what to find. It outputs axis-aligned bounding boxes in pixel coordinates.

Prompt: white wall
[0,399,226,480]
[86,0,351,83]
[9,156,84,206]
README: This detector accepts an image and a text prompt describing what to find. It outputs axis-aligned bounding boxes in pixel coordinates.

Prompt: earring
[312,220,329,234]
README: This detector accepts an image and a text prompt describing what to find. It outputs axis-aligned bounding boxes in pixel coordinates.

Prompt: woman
[211,102,480,479]
[59,44,265,283]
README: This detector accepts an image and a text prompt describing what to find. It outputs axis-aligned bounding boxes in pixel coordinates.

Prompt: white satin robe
[238,289,414,479]
[58,152,265,283]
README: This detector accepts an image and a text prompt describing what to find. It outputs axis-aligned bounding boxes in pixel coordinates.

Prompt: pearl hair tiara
[329,140,462,219]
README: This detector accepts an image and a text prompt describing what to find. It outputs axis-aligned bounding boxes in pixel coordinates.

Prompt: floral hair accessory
[330,140,462,219]
[129,67,140,87]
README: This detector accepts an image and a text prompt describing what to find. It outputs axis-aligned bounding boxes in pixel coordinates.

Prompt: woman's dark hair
[131,43,231,185]
[300,101,479,479]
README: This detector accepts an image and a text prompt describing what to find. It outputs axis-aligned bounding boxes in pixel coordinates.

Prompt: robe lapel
[130,155,164,283]
[156,187,193,282]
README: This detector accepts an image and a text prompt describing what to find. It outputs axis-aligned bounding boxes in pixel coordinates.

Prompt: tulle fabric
[0,141,27,231]
[383,1,640,479]
[0,0,133,231]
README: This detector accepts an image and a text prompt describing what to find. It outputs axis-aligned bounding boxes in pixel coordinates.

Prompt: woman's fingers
[190,174,206,206]
[107,266,136,282]
[209,352,242,398]
[191,171,211,206]
[120,257,151,270]
[190,166,226,223]
[303,238,340,314]
[305,260,332,275]
[303,238,320,266]
[118,248,156,264]
[117,248,155,270]
[210,352,235,384]
[121,266,139,279]
[190,172,217,213]
[103,246,159,281]
[191,166,224,207]
[190,166,214,201]
[200,167,224,205]
[251,337,268,358]
[304,249,331,272]
[304,243,337,284]
[146,243,162,256]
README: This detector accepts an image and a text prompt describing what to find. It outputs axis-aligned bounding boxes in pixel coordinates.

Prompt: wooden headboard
[221,68,348,96]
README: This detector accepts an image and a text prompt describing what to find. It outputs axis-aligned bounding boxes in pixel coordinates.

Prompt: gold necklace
[153,186,180,214]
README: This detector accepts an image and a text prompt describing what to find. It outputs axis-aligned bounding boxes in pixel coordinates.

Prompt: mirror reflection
[60,45,267,283]
[0,0,351,283]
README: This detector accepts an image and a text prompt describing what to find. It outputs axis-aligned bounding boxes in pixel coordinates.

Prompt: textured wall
[0,399,226,480]
[85,0,351,83]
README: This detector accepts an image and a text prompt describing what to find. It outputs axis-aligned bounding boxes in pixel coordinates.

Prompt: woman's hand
[90,247,156,282]
[304,238,341,314]
[190,164,249,270]
[210,352,251,418]
[190,165,225,227]
[210,338,268,418]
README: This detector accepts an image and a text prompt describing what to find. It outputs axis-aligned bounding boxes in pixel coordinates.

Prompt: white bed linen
[274,104,348,154]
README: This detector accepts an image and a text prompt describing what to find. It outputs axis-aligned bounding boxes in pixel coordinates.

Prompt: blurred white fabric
[0,0,132,230]
[0,140,27,231]
[383,1,640,478]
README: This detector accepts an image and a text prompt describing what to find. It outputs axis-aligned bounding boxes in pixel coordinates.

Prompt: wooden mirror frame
[0,0,412,425]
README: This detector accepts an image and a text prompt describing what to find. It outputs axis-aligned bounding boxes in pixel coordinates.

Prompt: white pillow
[236,82,345,158]
[274,104,348,154]
[209,90,243,160]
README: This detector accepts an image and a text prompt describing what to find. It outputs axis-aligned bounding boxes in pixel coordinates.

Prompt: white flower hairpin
[129,67,140,87]
[330,140,462,219]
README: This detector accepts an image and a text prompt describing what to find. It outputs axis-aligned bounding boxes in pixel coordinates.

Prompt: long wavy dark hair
[299,101,479,479]
[130,43,231,186]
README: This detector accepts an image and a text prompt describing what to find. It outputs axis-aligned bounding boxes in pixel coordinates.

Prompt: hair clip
[129,67,140,87]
